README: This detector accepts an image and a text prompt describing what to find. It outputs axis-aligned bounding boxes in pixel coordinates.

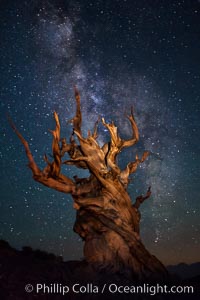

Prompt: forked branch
[119,151,149,188]
[101,107,139,174]
[8,115,75,194]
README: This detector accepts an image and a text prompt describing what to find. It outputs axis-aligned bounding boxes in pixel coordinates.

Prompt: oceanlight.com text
[25,282,194,296]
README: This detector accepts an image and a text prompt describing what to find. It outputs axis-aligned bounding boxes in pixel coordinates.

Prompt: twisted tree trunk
[10,87,168,281]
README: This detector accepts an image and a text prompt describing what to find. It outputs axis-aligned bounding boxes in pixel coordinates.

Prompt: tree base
[74,208,168,282]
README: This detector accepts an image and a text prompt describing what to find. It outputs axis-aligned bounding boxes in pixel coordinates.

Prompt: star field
[0,0,200,265]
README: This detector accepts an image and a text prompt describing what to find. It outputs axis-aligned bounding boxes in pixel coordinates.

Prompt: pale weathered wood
[10,88,168,280]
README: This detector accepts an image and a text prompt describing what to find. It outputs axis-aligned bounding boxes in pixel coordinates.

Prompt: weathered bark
[10,87,168,281]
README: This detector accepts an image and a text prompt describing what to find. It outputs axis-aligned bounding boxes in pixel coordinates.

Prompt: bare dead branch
[133,186,151,209]
[48,111,61,178]
[68,86,82,134]
[8,115,41,176]
[8,114,75,194]
[119,152,149,188]
[121,107,139,148]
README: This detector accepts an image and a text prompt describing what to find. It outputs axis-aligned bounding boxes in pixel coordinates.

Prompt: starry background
[0,0,200,266]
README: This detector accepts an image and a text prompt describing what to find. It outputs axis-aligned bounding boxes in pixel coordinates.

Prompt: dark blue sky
[0,0,200,265]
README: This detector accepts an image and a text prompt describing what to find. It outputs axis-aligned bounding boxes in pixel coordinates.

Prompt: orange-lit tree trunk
[10,87,168,281]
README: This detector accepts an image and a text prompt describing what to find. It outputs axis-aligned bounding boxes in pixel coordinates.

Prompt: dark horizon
[1,238,200,270]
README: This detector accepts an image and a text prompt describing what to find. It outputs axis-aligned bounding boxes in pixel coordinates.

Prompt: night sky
[0,0,200,266]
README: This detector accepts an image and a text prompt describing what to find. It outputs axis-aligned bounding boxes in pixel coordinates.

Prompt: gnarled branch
[8,115,75,194]
[133,186,151,209]
[121,107,139,148]
[68,86,82,134]
[119,151,149,188]
[101,107,139,175]
[47,111,61,178]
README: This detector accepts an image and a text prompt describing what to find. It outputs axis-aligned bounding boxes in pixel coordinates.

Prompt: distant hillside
[167,262,200,279]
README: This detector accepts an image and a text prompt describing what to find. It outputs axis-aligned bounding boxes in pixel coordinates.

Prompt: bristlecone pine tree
[10,87,168,281]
